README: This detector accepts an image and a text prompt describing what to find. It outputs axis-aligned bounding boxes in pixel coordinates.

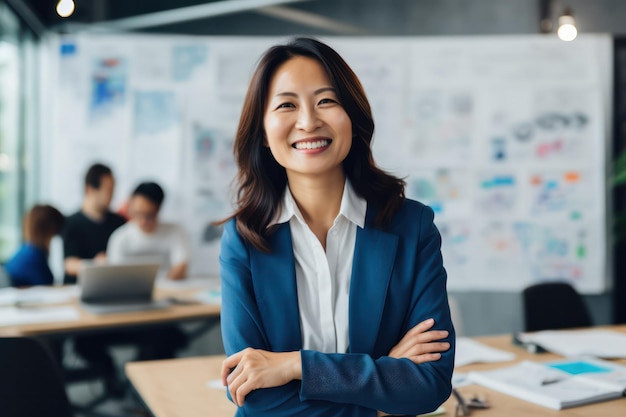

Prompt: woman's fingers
[408,341,450,356]
[235,378,256,406]
[222,348,301,407]
[388,318,451,359]
[409,352,442,364]
[410,318,436,334]
[221,349,245,385]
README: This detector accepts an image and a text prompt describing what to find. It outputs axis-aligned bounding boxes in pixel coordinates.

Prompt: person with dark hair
[218,38,455,416]
[106,181,190,365]
[61,162,126,397]
[6,204,65,286]
[107,181,189,280]
[62,162,126,284]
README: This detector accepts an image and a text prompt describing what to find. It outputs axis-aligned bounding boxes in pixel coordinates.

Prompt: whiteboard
[39,34,612,293]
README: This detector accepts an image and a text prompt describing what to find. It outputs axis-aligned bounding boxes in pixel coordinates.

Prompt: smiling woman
[217,37,455,417]
[263,56,352,187]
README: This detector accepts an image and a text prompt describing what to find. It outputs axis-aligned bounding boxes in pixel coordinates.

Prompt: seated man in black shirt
[62,163,127,396]
[62,163,126,284]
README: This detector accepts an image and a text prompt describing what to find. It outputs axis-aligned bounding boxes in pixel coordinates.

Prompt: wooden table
[127,356,235,417]
[451,324,626,417]
[126,325,626,417]
[0,280,221,338]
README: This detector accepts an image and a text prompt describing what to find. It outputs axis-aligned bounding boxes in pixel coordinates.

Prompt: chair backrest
[0,337,73,417]
[522,282,592,332]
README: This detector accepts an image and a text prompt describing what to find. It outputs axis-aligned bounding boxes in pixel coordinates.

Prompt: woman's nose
[295,106,322,132]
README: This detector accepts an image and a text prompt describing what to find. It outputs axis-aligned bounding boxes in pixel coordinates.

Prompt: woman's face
[263,56,352,181]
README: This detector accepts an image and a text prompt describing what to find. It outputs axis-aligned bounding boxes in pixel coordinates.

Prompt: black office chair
[522,282,592,332]
[0,337,73,417]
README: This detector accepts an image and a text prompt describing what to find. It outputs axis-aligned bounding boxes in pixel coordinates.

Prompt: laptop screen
[79,263,161,303]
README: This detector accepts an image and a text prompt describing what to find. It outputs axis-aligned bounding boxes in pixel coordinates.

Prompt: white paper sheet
[518,329,626,358]
[0,306,80,327]
[206,379,226,390]
[0,286,79,307]
[455,337,516,367]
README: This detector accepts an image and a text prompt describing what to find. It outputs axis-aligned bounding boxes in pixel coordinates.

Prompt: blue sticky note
[60,42,76,56]
[548,361,611,375]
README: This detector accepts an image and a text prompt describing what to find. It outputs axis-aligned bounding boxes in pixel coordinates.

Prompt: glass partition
[0,4,25,261]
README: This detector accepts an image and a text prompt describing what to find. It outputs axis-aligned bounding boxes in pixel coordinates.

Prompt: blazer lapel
[349,209,399,354]
[252,223,303,351]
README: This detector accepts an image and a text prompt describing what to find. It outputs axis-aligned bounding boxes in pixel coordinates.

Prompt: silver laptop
[78,263,170,314]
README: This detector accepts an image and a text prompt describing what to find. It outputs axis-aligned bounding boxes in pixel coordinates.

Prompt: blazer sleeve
[219,220,368,416]
[299,205,455,415]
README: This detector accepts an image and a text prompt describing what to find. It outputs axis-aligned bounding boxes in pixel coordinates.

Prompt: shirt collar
[269,178,367,229]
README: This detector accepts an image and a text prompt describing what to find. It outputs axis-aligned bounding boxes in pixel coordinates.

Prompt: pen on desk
[541,377,563,386]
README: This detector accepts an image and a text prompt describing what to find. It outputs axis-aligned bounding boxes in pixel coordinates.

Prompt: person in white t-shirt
[108,182,189,280]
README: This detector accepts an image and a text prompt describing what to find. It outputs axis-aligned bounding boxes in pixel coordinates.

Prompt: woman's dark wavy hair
[224,37,405,252]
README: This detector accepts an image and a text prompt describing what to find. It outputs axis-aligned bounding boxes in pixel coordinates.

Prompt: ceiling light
[557,7,577,42]
[56,0,75,18]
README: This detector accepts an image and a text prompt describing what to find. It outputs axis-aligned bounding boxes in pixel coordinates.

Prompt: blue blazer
[220,199,455,416]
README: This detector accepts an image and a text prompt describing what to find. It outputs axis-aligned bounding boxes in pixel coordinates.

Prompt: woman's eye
[277,102,295,109]
[319,98,337,105]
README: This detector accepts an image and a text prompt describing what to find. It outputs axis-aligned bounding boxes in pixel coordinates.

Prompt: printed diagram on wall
[527,171,589,217]
[406,169,470,217]
[172,44,209,82]
[438,221,471,288]
[90,56,127,118]
[192,124,237,185]
[476,173,517,215]
[514,222,588,283]
[45,35,609,289]
[408,91,474,164]
[134,91,180,136]
[478,222,526,287]
[484,89,592,164]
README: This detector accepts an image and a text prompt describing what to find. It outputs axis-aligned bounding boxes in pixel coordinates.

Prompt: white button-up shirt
[269,180,367,353]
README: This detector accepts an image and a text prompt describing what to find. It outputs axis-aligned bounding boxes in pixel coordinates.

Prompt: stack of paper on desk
[0,286,78,306]
[455,337,516,367]
[517,329,626,358]
[468,357,626,410]
[0,306,80,327]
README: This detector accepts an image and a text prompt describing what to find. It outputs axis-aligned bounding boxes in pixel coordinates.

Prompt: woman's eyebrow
[272,87,336,98]
[314,87,335,95]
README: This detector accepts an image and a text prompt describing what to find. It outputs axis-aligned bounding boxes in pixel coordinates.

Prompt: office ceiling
[9,0,626,39]
[10,0,370,36]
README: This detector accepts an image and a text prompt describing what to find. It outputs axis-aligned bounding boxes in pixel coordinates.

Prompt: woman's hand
[377,319,450,416]
[221,348,302,407]
[388,318,450,364]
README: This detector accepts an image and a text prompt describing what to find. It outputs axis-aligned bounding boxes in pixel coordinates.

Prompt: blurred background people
[5,204,65,287]
[108,182,189,280]
[60,162,127,397]
[62,163,126,285]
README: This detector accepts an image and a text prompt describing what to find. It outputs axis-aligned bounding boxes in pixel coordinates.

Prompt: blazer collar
[253,206,398,354]
[252,223,303,351]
